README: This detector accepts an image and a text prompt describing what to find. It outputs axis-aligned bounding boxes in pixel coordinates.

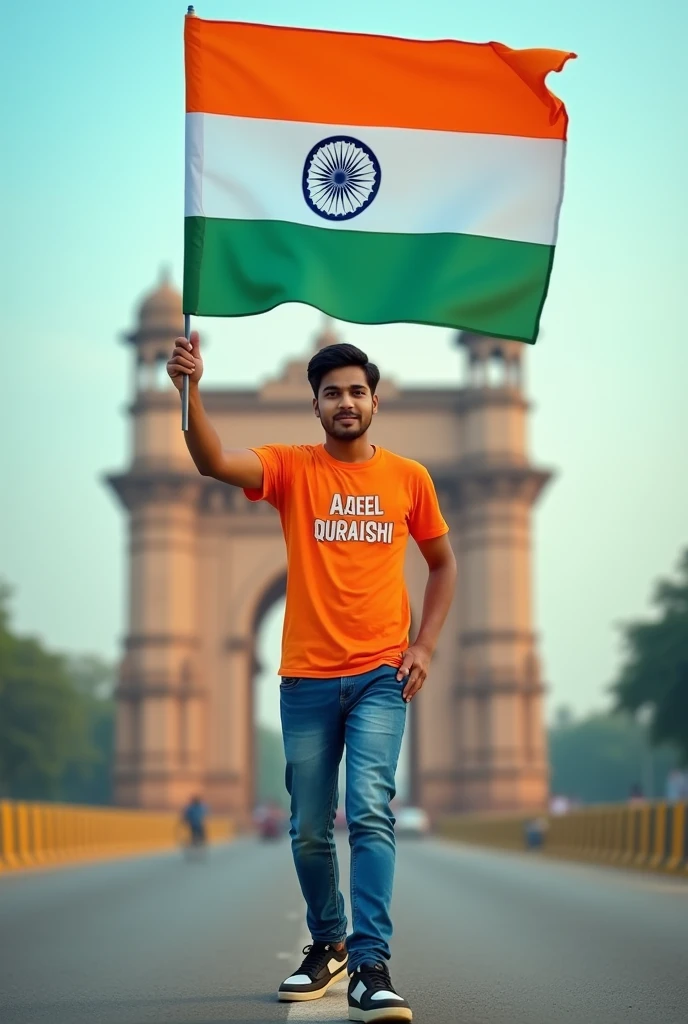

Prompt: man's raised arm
[167,331,263,490]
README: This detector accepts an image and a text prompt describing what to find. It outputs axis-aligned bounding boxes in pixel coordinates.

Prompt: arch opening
[252,575,289,813]
[250,573,413,814]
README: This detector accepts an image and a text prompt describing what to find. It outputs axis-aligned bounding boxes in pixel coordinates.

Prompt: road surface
[1,835,686,1024]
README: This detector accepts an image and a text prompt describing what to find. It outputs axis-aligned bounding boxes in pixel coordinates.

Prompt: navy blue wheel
[302,135,381,221]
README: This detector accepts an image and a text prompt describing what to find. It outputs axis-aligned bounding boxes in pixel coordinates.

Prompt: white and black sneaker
[277,941,348,1001]
[348,962,412,1021]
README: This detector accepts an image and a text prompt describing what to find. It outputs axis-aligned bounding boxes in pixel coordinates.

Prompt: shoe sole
[348,1008,413,1022]
[278,963,348,1002]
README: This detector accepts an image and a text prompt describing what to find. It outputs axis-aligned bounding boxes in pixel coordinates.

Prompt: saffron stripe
[185,17,574,140]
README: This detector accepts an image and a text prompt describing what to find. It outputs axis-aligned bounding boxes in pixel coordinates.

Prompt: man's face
[314,366,378,442]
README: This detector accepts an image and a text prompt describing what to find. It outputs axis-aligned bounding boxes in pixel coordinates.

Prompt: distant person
[182,794,208,847]
[168,334,456,1022]
[666,770,688,802]
[524,816,547,850]
[258,801,287,841]
[628,783,645,806]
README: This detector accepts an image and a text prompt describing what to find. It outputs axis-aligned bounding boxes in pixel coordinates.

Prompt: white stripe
[185,112,564,245]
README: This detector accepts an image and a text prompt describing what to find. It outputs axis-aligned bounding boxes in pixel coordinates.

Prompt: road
[1,835,687,1024]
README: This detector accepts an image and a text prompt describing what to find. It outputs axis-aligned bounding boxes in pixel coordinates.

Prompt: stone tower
[452,332,551,809]
[107,273,206,809]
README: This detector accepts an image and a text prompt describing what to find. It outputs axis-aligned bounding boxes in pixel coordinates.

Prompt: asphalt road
[1,835,687,1024]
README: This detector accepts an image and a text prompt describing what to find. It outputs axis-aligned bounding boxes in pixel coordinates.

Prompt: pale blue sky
[3,0,687,735]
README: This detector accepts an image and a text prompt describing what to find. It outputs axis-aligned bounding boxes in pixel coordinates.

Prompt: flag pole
[182,314,190,431]
[181,5,195,431]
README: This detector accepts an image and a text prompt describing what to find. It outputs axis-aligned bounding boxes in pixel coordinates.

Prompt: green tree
[548,707,679,803]
[57,655,115,804]
[612,548,688,763]
[0,582,115,802]
[255,725,289,810]
[0,582,90,798]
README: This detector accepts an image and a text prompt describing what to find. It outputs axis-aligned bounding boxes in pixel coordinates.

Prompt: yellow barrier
[0,801,235,873]
[438,801,688,876]
[437,812,533,850]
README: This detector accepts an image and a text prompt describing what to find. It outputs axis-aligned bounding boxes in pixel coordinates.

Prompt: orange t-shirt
[244,444,448,677]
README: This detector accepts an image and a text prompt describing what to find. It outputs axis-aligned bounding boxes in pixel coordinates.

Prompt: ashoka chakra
[302,135,381,221]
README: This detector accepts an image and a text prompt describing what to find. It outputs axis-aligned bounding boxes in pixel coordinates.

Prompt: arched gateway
[107,275,553,822]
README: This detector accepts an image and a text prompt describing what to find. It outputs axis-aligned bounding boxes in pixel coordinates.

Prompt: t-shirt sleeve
[407,465,449,542]
[243,445,294,509]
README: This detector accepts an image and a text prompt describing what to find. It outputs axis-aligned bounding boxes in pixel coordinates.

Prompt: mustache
[334,413,361,420]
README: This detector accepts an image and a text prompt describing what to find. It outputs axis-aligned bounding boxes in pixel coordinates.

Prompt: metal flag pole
[182,314,190,431]
[181,5,195,432]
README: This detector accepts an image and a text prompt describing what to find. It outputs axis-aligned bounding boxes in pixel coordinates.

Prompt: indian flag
[183,16,575,343]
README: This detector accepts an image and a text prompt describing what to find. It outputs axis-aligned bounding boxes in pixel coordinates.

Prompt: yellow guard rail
[0,800,234,872]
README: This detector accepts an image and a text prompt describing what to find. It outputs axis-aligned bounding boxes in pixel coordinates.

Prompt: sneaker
[348,962,413,1021]
[277,941,348,1001]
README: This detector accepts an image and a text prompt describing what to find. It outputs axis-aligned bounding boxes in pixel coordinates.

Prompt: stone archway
[108,278,552,819]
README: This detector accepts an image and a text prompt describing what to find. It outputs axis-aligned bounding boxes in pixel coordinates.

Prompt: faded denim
[280,664,407,972]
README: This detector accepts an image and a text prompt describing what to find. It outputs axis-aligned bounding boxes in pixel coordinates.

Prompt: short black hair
[307,343,380,398]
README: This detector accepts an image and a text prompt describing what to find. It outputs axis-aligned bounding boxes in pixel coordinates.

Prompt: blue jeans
[280,664,407,973]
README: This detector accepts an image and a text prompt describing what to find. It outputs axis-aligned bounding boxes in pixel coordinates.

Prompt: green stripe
[183,217,555,343]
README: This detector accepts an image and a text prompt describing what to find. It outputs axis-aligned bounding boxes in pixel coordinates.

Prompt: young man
[167,332,456,1023]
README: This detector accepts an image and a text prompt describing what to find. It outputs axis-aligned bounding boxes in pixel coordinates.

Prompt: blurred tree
[611,548,688,763]
[552,704,576,730]
[65,654,114,701]
[256,725,289,810]
[0,581,91,798]
[0,581,115,802]
[548,710,679,803]
[57,655,115,804]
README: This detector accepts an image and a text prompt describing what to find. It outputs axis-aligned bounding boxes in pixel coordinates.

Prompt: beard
[322,409,373,442]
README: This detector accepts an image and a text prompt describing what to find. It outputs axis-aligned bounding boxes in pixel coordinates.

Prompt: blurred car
[334,807,347,831]
[395,806,430,838]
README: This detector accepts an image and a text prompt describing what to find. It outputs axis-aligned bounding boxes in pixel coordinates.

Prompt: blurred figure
[666,769,688,802]
[181,794,209,858]
[255,801,287,841]
[524,817,548,850]
[628,783,645,805]
[334,807,348,832]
